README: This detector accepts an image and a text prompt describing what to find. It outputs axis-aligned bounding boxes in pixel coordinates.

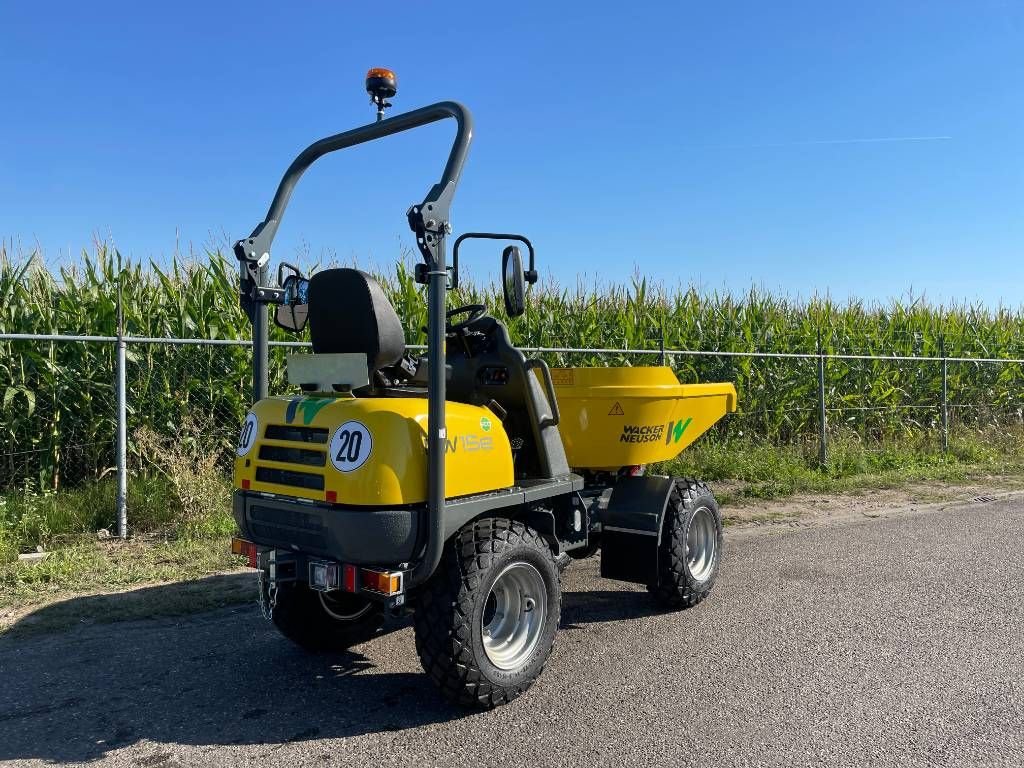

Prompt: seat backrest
[307,268,405,372]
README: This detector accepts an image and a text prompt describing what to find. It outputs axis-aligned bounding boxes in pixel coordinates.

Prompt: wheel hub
[481,562,547,671]
[686,505,718,582]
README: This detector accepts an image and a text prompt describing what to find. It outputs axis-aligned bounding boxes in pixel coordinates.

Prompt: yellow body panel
[234,396,513,505]
[545,366,737,470]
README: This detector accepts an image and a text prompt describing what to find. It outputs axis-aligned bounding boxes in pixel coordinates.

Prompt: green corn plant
[2,242,1023,489]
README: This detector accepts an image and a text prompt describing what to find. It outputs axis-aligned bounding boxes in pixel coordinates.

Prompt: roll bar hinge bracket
[408,182,456,284]
[232,229,285,316]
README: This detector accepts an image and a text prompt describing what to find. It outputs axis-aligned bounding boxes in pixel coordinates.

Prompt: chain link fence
[2,332,1023,537]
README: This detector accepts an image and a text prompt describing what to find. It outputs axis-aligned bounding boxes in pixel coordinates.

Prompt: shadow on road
[561,587,664,627]
[0,572,660,763]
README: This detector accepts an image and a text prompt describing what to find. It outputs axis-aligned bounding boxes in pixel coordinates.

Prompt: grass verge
[3,427,1024,631]
[0,540,250,638]
[1,468,243,630]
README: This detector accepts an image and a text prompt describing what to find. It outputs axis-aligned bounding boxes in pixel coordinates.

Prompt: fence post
[817,330,827,465]
[659,317,666,366]
[940,335,948,453]
[115,265,128,539]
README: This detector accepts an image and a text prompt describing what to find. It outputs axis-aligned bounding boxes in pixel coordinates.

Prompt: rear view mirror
[502,246,526,318]
[275,275,310,332]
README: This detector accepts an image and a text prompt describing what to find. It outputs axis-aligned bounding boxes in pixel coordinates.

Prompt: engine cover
[233,395,514,505]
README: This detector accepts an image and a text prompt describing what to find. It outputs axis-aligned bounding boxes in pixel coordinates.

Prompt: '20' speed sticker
[329,421,373,472]
[237,412,258,456]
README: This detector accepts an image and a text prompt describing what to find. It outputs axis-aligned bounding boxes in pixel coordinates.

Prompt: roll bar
[233,101,472,276]
[233,100,474,590]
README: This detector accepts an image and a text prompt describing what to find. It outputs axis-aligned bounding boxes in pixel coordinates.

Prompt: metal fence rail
[3,332,1023,538]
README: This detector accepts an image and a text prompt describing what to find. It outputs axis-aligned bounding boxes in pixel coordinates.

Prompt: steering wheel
[445,303,487,334]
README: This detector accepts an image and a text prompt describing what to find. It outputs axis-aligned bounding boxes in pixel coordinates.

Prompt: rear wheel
[270,581,384,652]
[648,478,723,609]
[414,518,561,708]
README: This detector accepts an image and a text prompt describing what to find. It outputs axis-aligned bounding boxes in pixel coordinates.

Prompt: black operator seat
[306,268,405,379]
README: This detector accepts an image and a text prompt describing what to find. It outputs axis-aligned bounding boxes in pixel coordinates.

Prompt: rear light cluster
[232,537,403,597]
[310,561,404,597]
[230,537,259,568]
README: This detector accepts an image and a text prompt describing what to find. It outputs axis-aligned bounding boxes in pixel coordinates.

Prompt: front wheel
[413,518,561,708]
[648,478,723,609]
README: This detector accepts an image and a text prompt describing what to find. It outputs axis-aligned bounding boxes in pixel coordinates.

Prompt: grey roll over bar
[233,100,472,278]
[232,100,474,590]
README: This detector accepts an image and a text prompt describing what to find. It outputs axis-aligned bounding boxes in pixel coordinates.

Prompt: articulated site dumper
[229,69,737,708]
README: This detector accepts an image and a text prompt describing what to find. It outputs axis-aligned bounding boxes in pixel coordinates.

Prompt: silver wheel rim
[686,505,718,582]
[481,562,548,671]
[319,592,373,622]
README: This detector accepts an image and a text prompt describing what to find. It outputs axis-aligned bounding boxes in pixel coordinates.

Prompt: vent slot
[248,502,327,550]
[258,445,326,467]
[249,503,324,532]
[255,467,325,491]
[264,425,329,444]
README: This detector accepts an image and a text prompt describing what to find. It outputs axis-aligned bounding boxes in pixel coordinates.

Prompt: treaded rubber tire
[648,478,723,609]
[413,517,561,708]
[270,582,384,652]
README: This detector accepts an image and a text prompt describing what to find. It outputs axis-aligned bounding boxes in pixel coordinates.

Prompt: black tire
[413,517,561,708]
[648,478,723,609]
[270,582,384,652]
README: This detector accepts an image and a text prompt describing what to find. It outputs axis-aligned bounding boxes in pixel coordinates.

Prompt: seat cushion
[307,268,405,371]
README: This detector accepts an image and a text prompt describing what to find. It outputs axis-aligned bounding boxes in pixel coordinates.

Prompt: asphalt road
[2,496,1023,767]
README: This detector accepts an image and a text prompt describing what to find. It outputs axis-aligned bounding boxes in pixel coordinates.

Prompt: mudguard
[599,475,675,585]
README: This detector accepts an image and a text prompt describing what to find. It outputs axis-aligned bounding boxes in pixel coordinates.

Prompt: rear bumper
[232,491,420,567]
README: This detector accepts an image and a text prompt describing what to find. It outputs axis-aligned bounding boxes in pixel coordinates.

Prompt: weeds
[133,416,234,537]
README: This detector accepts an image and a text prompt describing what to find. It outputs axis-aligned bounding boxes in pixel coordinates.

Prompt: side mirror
[502,245,526,318]
[274,275,310,332]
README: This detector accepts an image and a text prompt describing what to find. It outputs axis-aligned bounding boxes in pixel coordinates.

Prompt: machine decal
[479,416,492,432]
[551,369,575,386]
[607,401,625,416]
[237,412,259,456]
[285,397,333,425]
[444,434,494,453]
[665,417,693,445]
[619,424,665,444]
[329,420,373,472]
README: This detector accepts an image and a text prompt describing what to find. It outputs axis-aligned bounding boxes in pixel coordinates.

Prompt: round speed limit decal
[329,421,372,472]
[237,412,258,457]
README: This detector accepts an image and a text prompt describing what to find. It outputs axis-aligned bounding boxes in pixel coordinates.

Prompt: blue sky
[1,1,1021,305]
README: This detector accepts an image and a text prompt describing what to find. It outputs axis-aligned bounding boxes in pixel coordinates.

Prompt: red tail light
[230,537,259,568]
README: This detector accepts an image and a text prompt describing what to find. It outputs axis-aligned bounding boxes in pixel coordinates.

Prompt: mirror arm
[451,232,537,289]
[277,261,304,287]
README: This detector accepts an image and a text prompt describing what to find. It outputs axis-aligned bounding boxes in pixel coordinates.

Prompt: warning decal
[608,402,625,416]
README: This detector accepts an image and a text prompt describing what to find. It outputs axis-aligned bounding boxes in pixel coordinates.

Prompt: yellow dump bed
[546,367,737,471]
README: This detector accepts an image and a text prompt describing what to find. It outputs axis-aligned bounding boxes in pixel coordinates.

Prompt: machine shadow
[0,576,664,763]
[560,587,665,628]
[0,577,462,764]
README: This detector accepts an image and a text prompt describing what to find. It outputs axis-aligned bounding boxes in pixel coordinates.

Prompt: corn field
[2,244,1023,491]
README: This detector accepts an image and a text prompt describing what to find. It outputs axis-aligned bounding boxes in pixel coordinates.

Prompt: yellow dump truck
[228,68,737,710]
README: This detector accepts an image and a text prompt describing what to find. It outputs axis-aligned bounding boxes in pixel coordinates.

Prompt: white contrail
[715,135,953,149]
[775,135,952,146]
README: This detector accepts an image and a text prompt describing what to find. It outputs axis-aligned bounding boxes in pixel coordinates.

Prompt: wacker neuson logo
[620,424,664,444]
[666,417,693,444]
